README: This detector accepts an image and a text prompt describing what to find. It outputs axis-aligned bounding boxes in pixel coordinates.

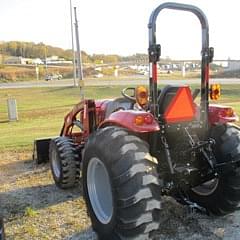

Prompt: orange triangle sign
[164,87,195,123]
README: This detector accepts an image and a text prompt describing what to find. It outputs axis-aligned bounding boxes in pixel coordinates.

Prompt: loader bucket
[33,138,52,164]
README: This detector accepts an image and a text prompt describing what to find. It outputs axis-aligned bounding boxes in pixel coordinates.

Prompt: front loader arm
[60,100,96,140]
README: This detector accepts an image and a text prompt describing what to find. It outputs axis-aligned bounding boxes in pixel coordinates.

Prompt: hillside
[0,41,90,63]
[0,41,148,65]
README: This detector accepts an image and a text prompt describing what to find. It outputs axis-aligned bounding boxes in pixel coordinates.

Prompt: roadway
[1,77,240,89]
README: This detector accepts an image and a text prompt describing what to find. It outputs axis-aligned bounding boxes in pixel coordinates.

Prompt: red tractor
[48,2,240,240]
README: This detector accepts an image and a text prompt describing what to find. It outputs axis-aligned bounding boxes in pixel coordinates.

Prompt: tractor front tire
[82,127,161,240]
[189,124,240,215]
[49,137,80,189]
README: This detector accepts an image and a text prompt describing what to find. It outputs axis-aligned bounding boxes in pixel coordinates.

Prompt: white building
[226,60,240,71]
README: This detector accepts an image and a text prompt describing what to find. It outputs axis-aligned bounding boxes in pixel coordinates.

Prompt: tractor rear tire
[82,127,161,240]
[189,124,240,215]
[49,137,80,189]
[0,217,4,240]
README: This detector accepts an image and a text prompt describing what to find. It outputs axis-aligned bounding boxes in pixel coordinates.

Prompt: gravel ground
[0,151,240,240]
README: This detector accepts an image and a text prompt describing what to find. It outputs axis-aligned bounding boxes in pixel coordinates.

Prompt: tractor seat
[158,85,181,114]
[105,98,134,119]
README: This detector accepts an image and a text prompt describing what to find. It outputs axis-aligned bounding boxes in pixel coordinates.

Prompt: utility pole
[44,46,48,74]
[70,0,77,87]
[74,7,84,99]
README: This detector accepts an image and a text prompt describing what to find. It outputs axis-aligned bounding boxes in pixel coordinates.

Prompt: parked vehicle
[45,74,62,81]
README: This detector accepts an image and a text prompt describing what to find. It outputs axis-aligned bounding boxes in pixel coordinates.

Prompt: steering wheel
[121,87,136,102]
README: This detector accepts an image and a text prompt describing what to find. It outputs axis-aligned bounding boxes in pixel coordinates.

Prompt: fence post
[7,98,18,121]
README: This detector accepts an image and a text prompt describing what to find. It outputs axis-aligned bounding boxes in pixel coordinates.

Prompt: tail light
[135,115,145,125]
[210,84,221,100]
[134,114,153,125]
[219,107,235,118]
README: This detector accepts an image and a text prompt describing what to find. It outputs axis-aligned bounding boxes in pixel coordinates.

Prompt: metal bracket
[161,136,174,174]
[175,191,208,214]
[202,47,214,63]
[148,44,161,62]
[185,199,208,214]
[216,160,240,168]
[208,47,214,63]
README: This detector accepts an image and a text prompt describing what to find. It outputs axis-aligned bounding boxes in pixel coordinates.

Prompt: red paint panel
[99,110,160,133]
[95,100,111,124]
[152,63,158,83]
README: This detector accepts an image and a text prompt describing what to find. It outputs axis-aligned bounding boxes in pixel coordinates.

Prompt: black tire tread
[0,217,5,240]
[83,126,161,239]
[49,136,80,189]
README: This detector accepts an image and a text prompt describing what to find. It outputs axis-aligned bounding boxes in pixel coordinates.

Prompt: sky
[1,0,240,59]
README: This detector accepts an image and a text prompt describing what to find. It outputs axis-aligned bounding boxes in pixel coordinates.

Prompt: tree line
[0,41,148,64]
[0,41,76,61]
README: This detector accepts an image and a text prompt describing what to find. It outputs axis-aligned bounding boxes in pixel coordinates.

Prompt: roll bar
[148,2,214,126]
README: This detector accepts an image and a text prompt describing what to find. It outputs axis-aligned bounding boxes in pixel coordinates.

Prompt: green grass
[0,84,239,151]
[0,86,127,150]
[24,207,39,217]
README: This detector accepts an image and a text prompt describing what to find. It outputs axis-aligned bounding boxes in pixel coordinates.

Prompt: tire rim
[192,178,219,196]
[87,157,113,224]
[51,145,61,179]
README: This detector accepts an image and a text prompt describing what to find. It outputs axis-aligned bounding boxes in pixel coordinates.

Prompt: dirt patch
[0,152,95,240]
[0,151,240,240]
[154,197,240,240]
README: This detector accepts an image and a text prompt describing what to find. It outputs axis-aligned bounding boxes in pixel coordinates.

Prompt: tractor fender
[98,110,160,133]
[209,104,239,124]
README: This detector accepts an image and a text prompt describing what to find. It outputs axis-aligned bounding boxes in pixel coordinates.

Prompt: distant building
[95,67,102,71]
[94,60,104,64]
[5,56,24,64]
[32,58,44,65]
[129,64,149,71]
[45,56,72,65]
[4,56,43,65]
[226,60,240,71]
